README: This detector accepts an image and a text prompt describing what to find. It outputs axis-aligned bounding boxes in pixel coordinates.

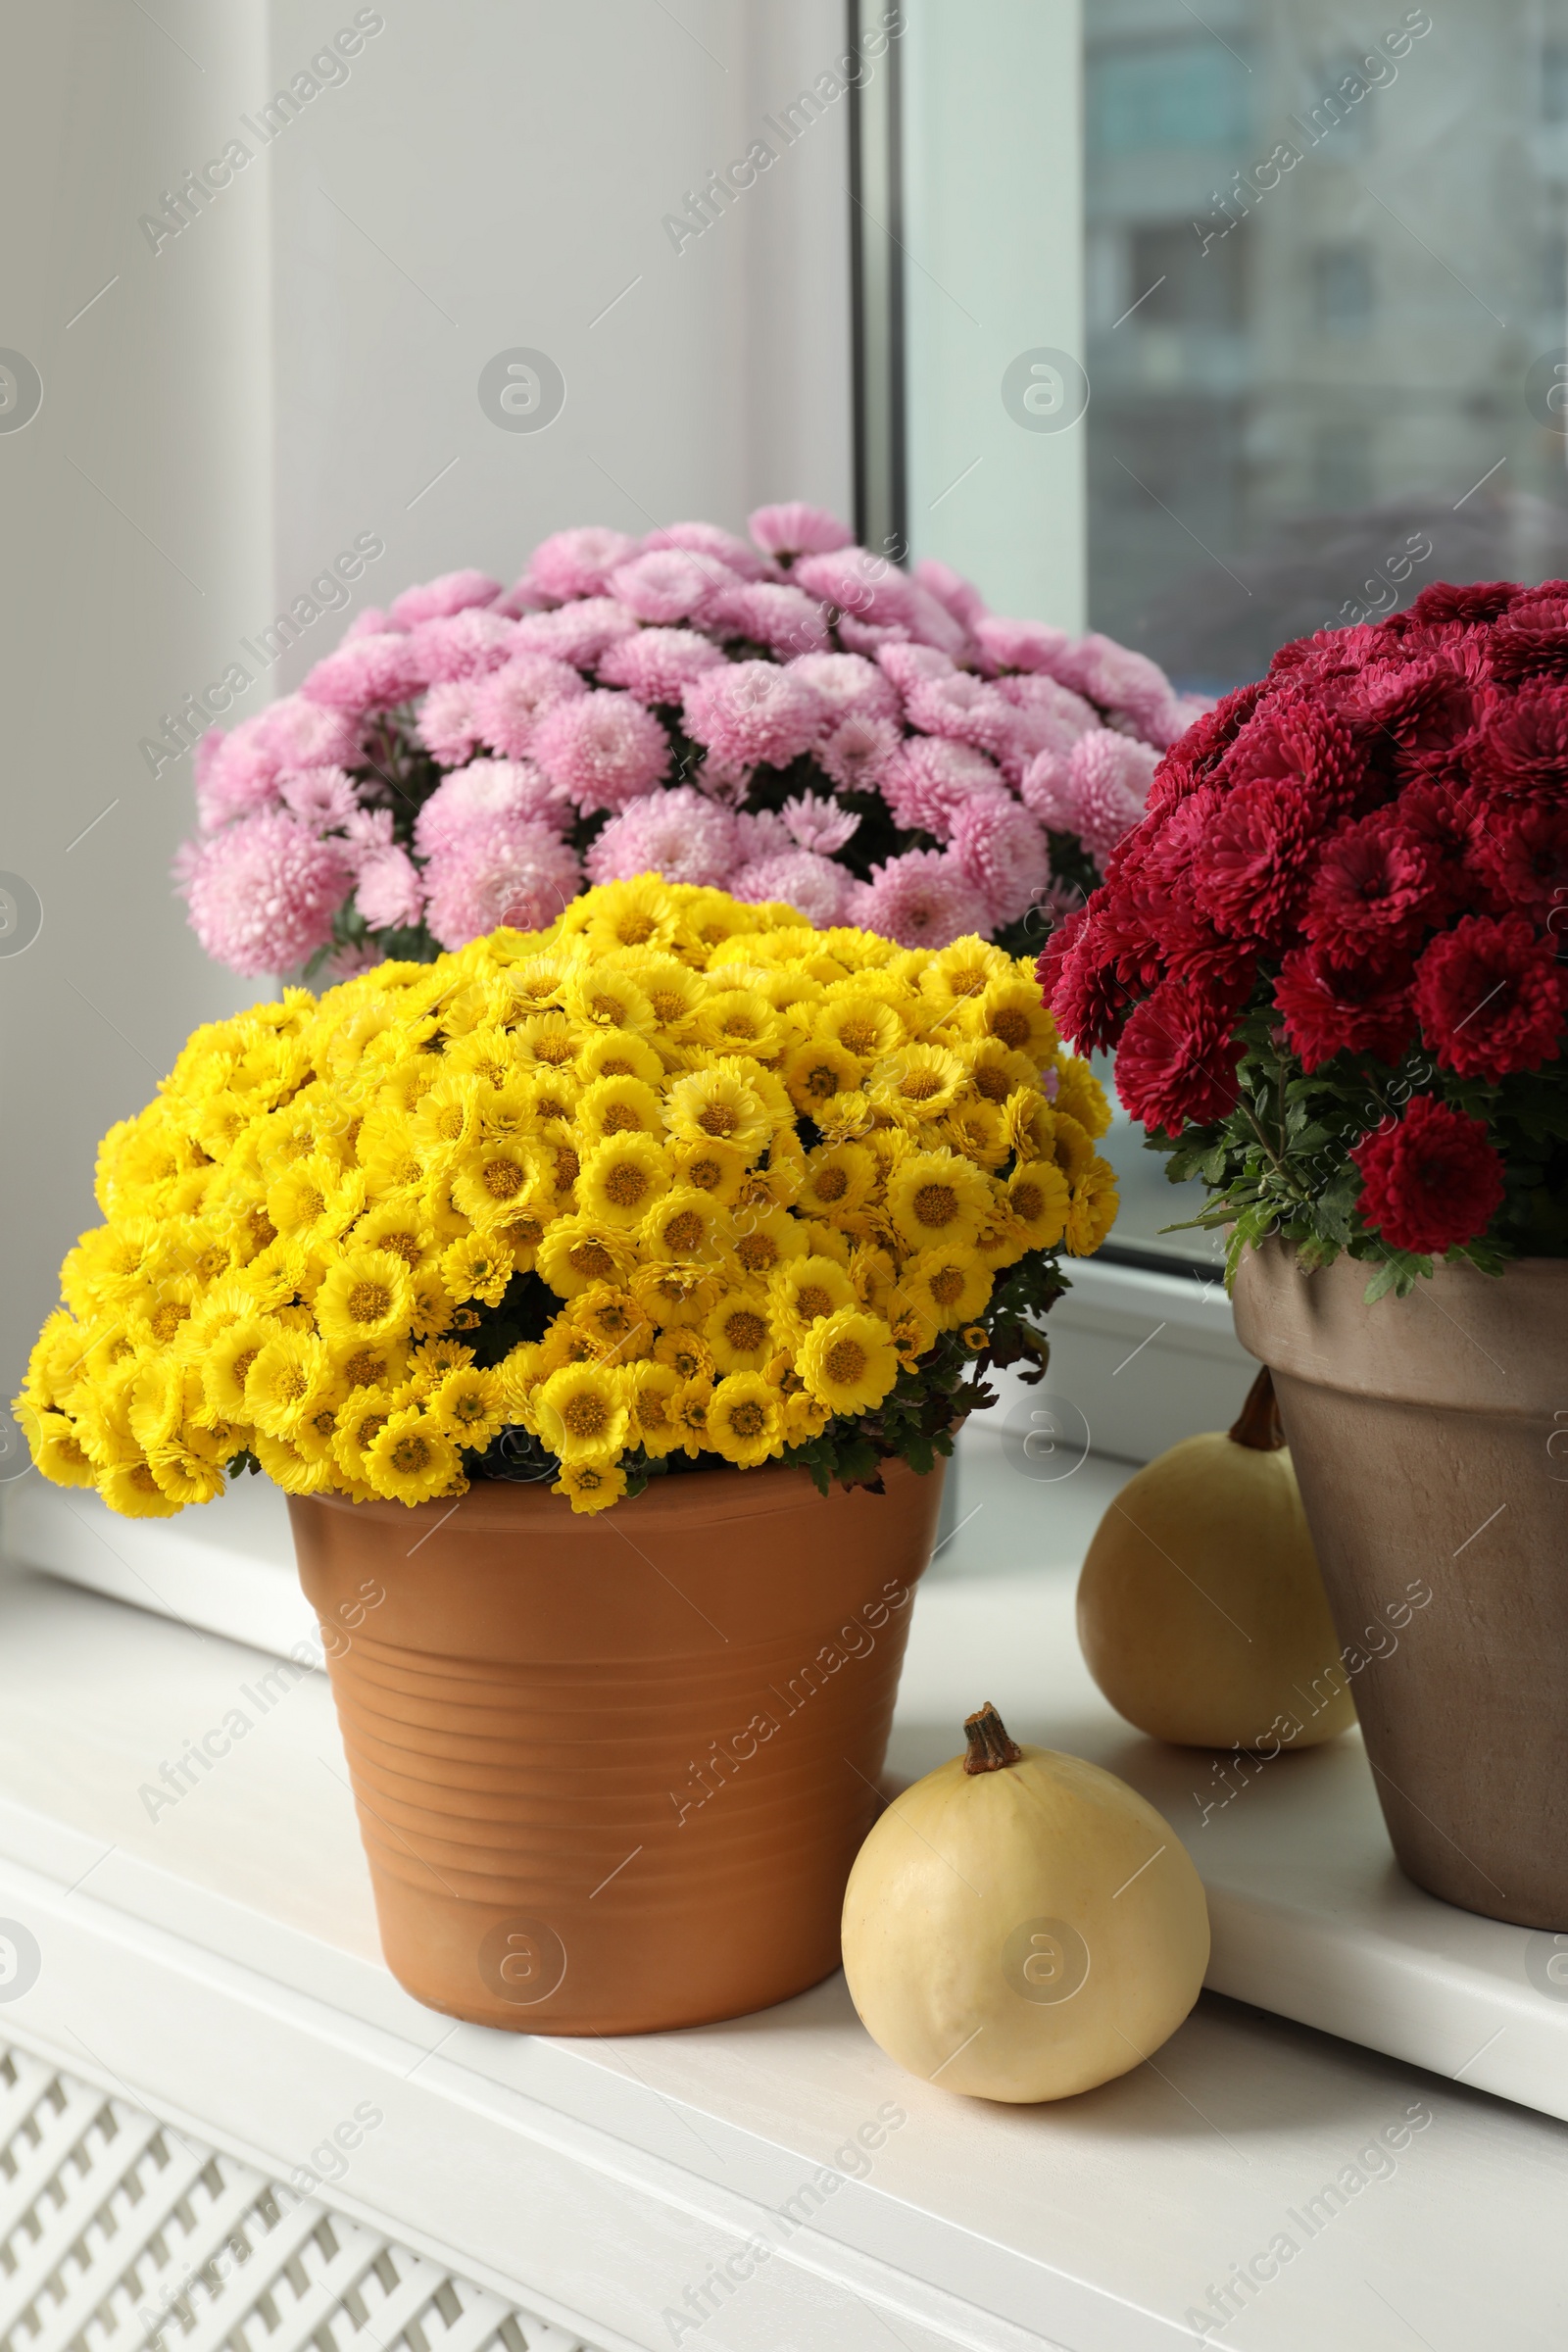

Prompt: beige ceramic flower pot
[1233,1239,1568,1929]
[289,1458,943,2032]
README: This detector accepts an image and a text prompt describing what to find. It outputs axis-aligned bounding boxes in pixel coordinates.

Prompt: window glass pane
[1086,0,1568,698]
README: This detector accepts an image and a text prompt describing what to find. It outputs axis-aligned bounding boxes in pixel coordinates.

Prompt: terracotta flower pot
[1233,1239,1568,1930]
[288,1458,944,2033]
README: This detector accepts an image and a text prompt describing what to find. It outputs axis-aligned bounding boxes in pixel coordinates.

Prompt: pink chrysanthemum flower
[342,808,395,864]
[1048,733,1161,865]
[641,521,775,581]
[728,849,856,927]
[422,817,583,950]
[793,549,969,658]
[417,680,482,767]
[993,670,1101,735]
[194,717,282,832]
[973,614,1072,676]
[355,846,426,930]
[508,598,640,667]
[258,696,363,769]
[278,765,358,833]
[584,787,738,889]
[876,642,956,698]
[747,503,855,563]
[524,527,640,603]
[414,760,566,858]
[597,627,727,702]
[531,690,672,812]
[949,793,1052,928]
[182,810,354,976]
[785,651,900,721]
[818,710,903,793]
[301,631,428,713]
[408,608,517,684]
[913,557,987,630]
[713,581,832,659]
[854,849,990,950]
[903,667,1017,758]
[468,655,587,759]
[682,660,828,771]
[610,548,739,626]
[881,739,1005,840]
[1053,633,1173,732]
[777,790,860,854]
[389,570,502,629]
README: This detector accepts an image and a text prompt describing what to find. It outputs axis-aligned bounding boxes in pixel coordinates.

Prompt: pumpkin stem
[1229,1365,1286,1451]
[963,1701,1022,1775]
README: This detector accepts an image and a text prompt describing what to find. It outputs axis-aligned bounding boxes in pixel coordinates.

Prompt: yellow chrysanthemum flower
[724,1203,809,1285]
[627,1360,685,1459]
[958,975,1058,1061]
[703,1288,776,1374]
[24,1407,97,1489]
[440,1232,513,1309]
[706,1371,786,1468]
[885,1148,994,1253]
[640,1186,724,1265]
[577,1131,673,1230]
[535,1214,635,1299]
[563,960,657,1038]
[244,1329,334,1440]
[815,994,905,1068]
[895,1248,993,1336]
[1053,1056,1112,1141]
[653,1326,716,1384]
[768,1254,857,1348]
[532,1361,630,1464]
[865,1042,968,1129]
[688,987,783,1063]
[364,1408,466,1505]
[667,1134,749,1202]
[450,1138,544,1231]
[1006,1160,1072,1250]
[315,1248,416,1347]
[780,1036,863,1117]
[574,1027,665,1087]
[663,1063,774,1157]
[796,1307,900,1416]
[552,1458,629,1514]
[577,1074,665,1143]
[1064,1157,1120,1256]
[424,1365,507,1450]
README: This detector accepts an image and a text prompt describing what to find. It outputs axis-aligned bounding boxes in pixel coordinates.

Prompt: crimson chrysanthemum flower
[1350,1096,1505,1254]
[1274,942,1416,1073]
[1412,914,1567,1079]
[1466,796,1568,921]
[1110,973,1249,1136]
[1301,812,1437,956]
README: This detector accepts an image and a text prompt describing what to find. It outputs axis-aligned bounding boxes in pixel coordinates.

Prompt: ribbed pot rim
[1234,1237,1568,1415]
[308,1454,916,1536]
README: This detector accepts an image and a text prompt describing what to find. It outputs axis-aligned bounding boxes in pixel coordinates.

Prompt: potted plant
[1040,579,1568,1932]
[173,503,1208,979]
[18,878,1118,2030]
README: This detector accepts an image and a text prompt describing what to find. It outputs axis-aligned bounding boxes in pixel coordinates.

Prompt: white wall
[0,1,275,1459]
[265,0,854,691]
[0,0,853,1425]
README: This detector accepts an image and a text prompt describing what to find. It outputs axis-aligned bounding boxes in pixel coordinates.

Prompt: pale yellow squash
[841,1704,1209,2102]
[1077,1368,1356,1750]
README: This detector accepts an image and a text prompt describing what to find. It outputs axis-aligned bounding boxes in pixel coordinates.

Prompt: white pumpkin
[842,1704,1209,2102]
